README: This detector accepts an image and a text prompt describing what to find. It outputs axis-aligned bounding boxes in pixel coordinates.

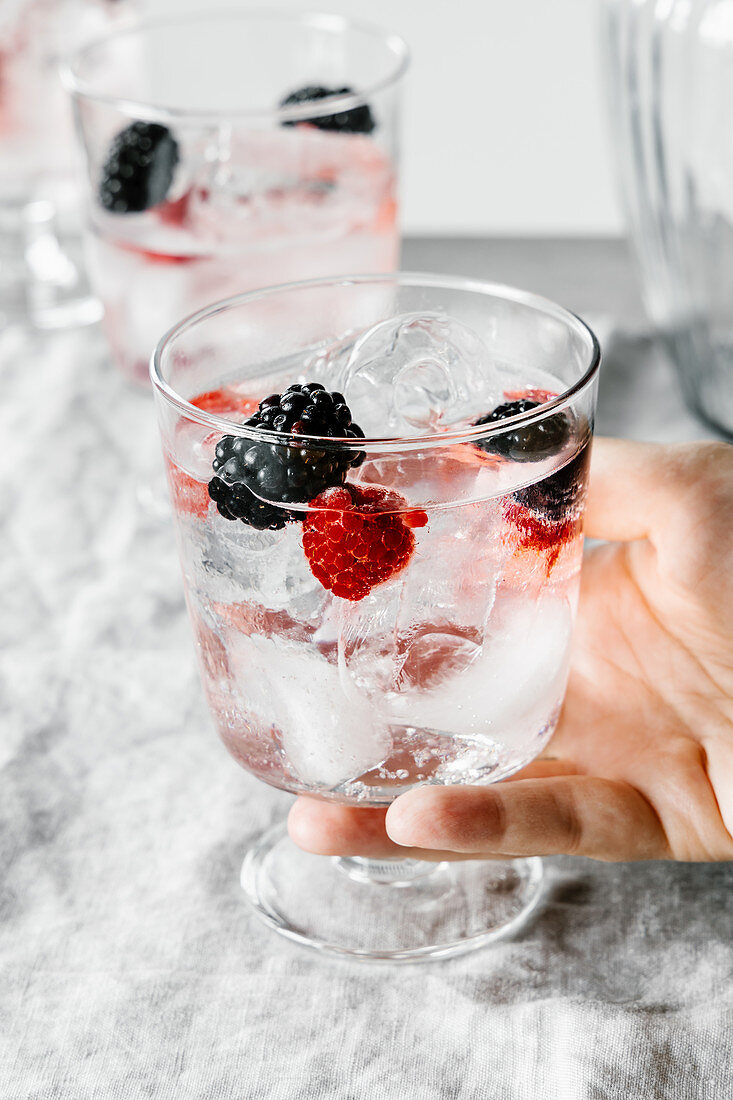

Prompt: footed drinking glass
[151,273,600,961]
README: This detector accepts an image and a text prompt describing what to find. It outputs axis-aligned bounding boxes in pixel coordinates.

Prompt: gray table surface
[1,238,731,1100]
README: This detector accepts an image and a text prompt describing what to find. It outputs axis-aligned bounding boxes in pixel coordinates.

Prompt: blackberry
[514,437,591,522]
[99,121,179,214]
[475,400,570,462]
[208,382,365,529]
[280,85,375,134]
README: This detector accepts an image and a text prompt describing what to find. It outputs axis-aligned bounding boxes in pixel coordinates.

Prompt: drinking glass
[63,11,408,384]
[151,273,600,961]
[0,0,135,328]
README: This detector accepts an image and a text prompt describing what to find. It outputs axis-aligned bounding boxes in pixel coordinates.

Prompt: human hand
[289,439,733,863]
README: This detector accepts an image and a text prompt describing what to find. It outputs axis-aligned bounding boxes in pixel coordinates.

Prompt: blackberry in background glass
[99,121,179,214]
[280,85,376,134]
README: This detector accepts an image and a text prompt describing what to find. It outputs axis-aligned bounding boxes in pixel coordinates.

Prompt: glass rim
[150,271,601,454]
[59,8,410,127]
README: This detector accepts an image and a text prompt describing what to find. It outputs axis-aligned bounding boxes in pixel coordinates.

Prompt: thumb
[584,437,732,546]
[583,438,733,597]
[385,777,671,861]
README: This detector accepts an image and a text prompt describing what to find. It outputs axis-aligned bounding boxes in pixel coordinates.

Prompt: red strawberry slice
[156,189,193,228]
[190,389,259,417]
[503,388,559,404]
[503,501,580,571]
[302,485,428,601]
[114,238,199,266]
[164,456,210,518]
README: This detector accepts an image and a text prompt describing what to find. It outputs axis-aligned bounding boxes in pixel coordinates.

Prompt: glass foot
[241,821,544,962]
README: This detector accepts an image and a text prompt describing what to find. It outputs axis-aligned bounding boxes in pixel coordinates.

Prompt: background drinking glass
[151,272,600,961]
[601,0,733,437]
[0,0,136,329]
[63,11,408,385]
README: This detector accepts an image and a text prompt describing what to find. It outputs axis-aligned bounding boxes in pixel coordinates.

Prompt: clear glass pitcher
[601,0,733,437]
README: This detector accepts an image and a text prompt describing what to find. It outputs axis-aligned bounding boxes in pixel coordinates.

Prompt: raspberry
[99,121,179,214]
[302,485,428,601]
[208,382,365,530]
[504,502,579,571]
[280,85,375,134]
[115,242,196,266]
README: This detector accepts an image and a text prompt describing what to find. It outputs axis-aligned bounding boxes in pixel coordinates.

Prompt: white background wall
[143,0,623,237]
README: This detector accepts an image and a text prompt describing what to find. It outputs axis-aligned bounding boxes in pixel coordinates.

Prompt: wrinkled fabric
[1,256,730,1100]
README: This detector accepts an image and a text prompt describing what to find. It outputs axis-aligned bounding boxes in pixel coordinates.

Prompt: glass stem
[334,855,438,886]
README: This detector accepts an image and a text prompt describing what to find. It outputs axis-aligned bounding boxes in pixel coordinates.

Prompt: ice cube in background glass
[330,312,504,436]
[227,633,390,788]
[186,127,394,245]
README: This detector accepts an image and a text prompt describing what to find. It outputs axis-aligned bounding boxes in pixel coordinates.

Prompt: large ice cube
[183,519,325,619]
[337,496,511,704]
[228,633,390,788]
[186,127,393,246]
[396,499,509,635]
[385,592,572,748]
[330,312,503,437]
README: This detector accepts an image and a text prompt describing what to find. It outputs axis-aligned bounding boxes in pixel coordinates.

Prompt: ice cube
[386,592,572,747]
[228,633,390,787]
[182,519,326,619]
[330,312,503,437]
[396,499,509,636]
[337,496,511,706]
[337,582,404,704]
[186,126,393,245]
[399,630,482,690]
[89,236,197,369]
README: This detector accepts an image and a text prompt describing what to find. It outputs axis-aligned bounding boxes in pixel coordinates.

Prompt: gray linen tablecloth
[1,238,731,1100]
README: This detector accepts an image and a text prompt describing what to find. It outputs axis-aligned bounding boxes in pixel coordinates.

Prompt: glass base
[241,821,544,962]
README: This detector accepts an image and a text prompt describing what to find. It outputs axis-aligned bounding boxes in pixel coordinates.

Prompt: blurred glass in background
[603,0,733,437]
[63,11,407,385]
[0,0,136,328]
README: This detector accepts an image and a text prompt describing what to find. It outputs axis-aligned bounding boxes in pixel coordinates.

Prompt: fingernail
[385,803,416,847]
